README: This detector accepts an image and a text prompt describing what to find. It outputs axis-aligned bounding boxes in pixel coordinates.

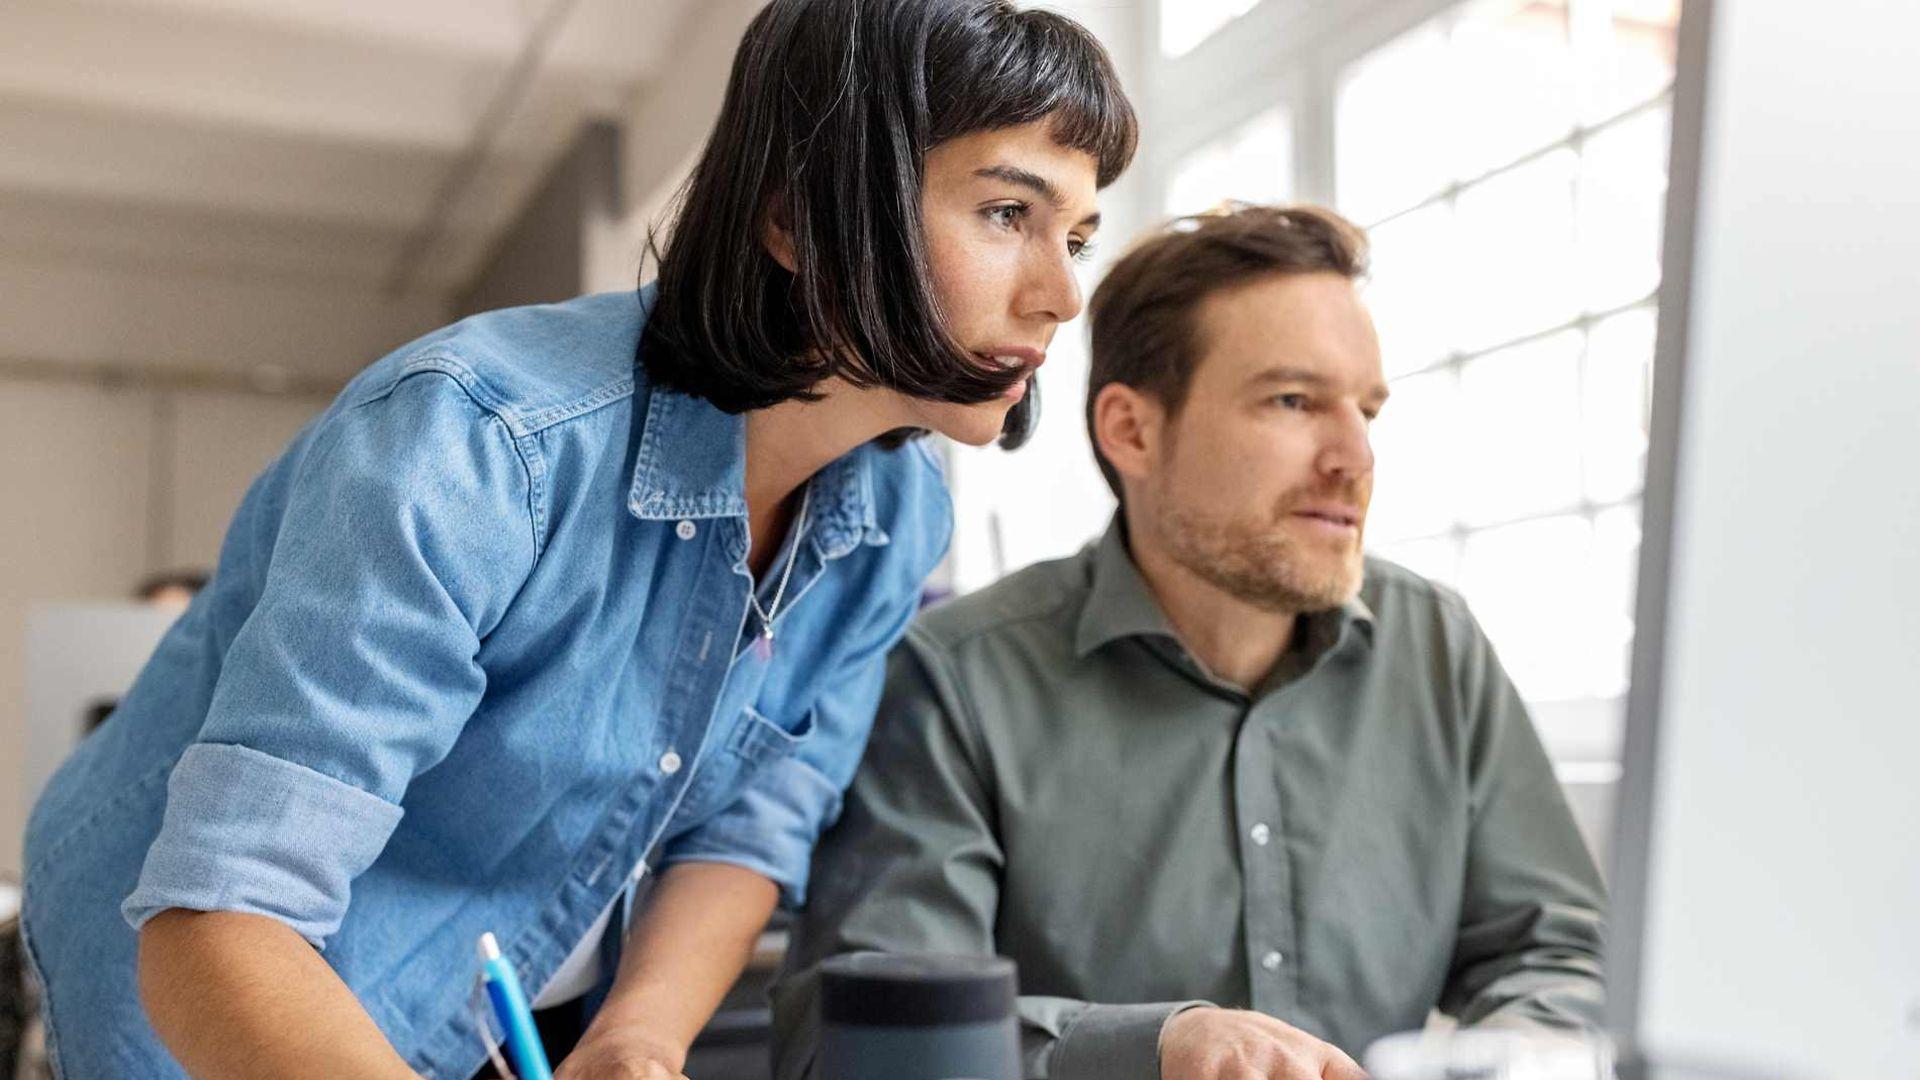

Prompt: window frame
[1141,0,1676,767]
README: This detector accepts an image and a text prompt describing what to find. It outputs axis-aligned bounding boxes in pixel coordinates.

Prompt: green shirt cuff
[1050,1001,1212,1080]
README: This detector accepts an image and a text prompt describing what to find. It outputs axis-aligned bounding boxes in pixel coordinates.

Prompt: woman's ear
[762,194,798,273]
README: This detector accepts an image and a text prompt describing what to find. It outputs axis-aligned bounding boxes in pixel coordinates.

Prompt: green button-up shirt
[773,520,1606,1080]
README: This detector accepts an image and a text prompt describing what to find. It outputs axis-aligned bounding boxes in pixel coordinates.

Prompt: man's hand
[553,1024,688,1080]
[1160,1007,1368,1080]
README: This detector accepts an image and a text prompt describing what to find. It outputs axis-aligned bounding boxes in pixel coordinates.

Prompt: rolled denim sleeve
[657,585,920,909]
[123,367,538,947]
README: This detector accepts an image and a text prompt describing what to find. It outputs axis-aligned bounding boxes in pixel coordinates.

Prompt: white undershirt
[532,860,649,1008]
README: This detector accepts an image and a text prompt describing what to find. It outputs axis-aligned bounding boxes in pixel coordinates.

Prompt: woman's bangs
[930,9,1138,186]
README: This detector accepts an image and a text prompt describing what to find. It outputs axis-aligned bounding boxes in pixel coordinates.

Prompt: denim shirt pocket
[667,703,815,833]
[728,703,815,766]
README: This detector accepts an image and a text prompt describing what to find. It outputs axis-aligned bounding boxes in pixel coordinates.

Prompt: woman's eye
[984,203,1027,229]
[1069,237,1097,264]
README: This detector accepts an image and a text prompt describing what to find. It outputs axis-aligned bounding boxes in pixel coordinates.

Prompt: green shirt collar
[1073,515,1375,661]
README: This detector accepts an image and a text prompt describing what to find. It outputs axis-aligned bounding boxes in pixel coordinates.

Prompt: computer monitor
[1606,1,1920,1077]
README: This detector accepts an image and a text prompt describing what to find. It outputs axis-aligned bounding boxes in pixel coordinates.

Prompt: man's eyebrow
[1246,366,1332,388]
[1247,366,1391,401]
[974,164,1102,228]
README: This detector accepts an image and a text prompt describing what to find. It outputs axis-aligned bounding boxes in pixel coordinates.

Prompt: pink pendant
[752,631,773,661]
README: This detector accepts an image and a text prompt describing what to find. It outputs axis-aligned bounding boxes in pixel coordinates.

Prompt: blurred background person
[132,570,210,616]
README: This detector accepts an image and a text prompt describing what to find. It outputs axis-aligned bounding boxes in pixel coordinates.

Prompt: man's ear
[762,194,798,273]
[1093,382,1163,489]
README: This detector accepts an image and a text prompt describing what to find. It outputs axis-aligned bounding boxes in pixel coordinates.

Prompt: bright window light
[1164,107,1293,216]
[1159,0,1263,59]
[1346,0,1677,715]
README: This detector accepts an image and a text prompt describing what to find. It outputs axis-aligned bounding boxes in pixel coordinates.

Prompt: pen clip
[471,973,516,1080]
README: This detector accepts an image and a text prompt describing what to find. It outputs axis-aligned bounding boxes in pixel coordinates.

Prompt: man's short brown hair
[1085,203,1370,500]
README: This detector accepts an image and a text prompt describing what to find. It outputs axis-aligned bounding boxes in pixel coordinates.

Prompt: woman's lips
[971,347,1043,404]
[973,346,1047,373]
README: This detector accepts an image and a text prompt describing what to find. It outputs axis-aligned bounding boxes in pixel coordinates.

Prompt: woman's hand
[564,862,777,1080]
[552,1025,688,1080]
[553,862,777,1079]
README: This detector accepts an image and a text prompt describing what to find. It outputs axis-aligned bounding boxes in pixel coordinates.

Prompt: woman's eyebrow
[973,164,1102,228]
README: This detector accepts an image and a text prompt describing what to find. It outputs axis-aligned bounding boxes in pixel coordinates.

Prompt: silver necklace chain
[749,483,811,642]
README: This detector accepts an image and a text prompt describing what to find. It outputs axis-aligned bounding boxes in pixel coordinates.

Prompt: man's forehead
[1191,276,1385,391]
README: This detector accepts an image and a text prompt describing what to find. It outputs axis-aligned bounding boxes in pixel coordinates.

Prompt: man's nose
[1318,406,1375,479]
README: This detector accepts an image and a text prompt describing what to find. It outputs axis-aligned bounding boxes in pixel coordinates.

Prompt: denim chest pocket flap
[729,703,815,765]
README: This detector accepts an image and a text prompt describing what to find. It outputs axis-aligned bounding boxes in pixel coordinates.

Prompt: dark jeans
[2,918,26,1079]
[468,997,587,1079]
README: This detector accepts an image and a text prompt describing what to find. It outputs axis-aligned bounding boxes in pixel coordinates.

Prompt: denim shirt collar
[625,384,888,560]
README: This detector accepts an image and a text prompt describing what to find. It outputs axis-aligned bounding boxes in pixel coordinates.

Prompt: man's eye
[1273,393,1308,410]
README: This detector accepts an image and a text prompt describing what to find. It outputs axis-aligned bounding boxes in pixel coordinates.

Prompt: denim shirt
[20,288,952,1079]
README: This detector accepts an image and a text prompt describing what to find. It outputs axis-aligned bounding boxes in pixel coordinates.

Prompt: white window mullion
[1294,55,1339,206]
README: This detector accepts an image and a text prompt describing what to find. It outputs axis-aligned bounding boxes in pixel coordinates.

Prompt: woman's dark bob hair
[639,0,1137,449]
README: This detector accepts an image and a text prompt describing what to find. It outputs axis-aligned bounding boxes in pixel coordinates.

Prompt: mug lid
[820,952,1017,1027]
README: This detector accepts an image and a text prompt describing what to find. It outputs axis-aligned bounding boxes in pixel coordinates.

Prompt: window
[946,0,1680,772]
[1159,0,1264,59]
[1165,107,1294,217]
[1347,0,1678,725]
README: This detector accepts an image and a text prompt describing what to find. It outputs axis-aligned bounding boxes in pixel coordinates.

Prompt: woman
[19,1,1134,1077]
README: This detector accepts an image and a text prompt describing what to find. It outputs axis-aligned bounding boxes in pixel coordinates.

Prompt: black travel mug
[817,952,1020,1080]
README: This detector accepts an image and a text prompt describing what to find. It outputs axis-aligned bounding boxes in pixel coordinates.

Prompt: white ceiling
[0,0,695,295]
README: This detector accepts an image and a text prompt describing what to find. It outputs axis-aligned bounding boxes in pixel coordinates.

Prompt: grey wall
[0,384,335,877]
[456,120,622,318]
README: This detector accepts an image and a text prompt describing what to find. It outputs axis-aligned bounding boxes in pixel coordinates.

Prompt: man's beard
[1156,487,1367,614]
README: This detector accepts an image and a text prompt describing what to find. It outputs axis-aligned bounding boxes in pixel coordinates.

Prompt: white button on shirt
[1261,950,1284,972]
[659,750,682,775]
[675,520,697,540]
[1250,822,1271,846]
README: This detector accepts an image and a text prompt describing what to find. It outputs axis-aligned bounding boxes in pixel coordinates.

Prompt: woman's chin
[935,407,1013,447]
[904,394,1011,448]
[943,421,1007,448]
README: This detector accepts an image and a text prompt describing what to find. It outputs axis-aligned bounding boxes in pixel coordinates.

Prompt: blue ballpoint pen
[478,932,554,1080]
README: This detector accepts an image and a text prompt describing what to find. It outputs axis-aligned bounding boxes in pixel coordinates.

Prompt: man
[771,205,1606,1080]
